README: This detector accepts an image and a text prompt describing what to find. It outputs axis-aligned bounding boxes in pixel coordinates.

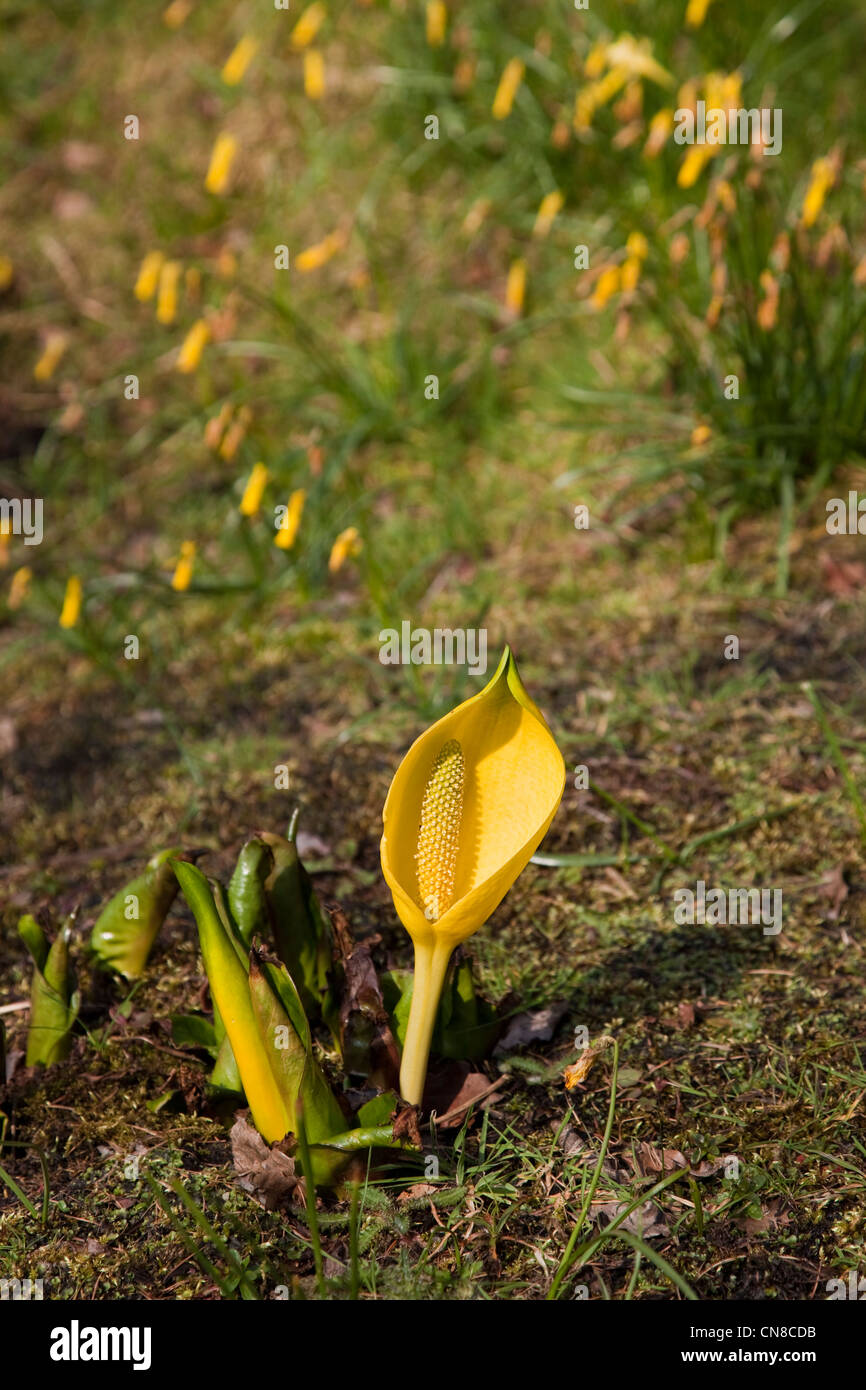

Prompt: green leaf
[171,1013,218,1053]
[228,838,274,946]
[90,848,185,978]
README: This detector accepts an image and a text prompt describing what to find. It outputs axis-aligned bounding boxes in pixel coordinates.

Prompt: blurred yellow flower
[274,488,306,550]
[0,255,13,292]
[505,258,526,315]
[222,35,258,86]
[9,566,32,610]
[134,251,164,302]
[426,0,447,47]
[686,0,715,27]
[462,198,490,235]
[171,541,196,592]
[801,157,835,228]
[34,331,69,382]
[0,521,10,566]
[669,231,690,264]
[533,190,564,239]
[492,58,524,120]
[59,575,82,628]
[163,0,192,28]
[328,526,362,572]
[204,402,233,450]
[304,49,325,98]
[677,145,713,188]
[585,43,607,79]
[757,270,779,331]
[643,107,674,157]
[604,35,673,87]
[691,423,712,447]
[156,261,182,324]
[625,231,649,261]
[176,318,211,373]
[205,133,238,195]
[591,265,621,309]
[239,462,269,517]
[295,230,344,272]
[453,57,475,93]
[219,406,252,461]
[291,2,325,50]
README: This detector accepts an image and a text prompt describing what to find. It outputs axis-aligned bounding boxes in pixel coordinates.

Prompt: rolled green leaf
[249,954,345,1143]
[90,848,186,978]
[228,838,274,946]
[19,915,80,1067]
[173,859,290,1143]
[259,826,335,1028]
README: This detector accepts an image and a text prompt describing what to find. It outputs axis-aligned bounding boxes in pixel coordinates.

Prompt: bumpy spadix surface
[415,739,464,921]
[381,646,565,947]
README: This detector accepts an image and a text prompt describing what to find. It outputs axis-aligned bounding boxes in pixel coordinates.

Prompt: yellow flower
[295,229,344,272]
[222,35,258,87]
[0,522,11,565]
[801,157,835,228]
[584,43,607,80]
[34,331,69,382]
[381,646,565,1104]
[134,251,164,302]
[59,575,82,628]
[505,258,526,315]
[691,423,712,447]
[9,566,32,610]
[328,525,362,572]
[163,0,192,28]
[603,35,673,87]
[205,133,238,195]
[625,231,649,261]
[239,462,269,517]
[492,57,524,120]
[275,489,306,550]
[757,270,779,331]
[219,406,252,461]
[291,2,325,50]
[304,49,325,98]
[176,318,211,373]
[0,255,13,292]
[533,190,564,239]
[156,261,182,325]
[426,0,447,47]
[643,107,674,157]
[591,264,621,309]
[205,403,233,450]
[677,144,713,188]
[686,0,714,28]
[171,541,196,592]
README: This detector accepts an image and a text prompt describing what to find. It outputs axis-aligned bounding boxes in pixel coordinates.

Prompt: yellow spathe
[382,646,564,1104]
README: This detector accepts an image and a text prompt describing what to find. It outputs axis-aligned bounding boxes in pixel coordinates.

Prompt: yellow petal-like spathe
[381,645,565,951]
